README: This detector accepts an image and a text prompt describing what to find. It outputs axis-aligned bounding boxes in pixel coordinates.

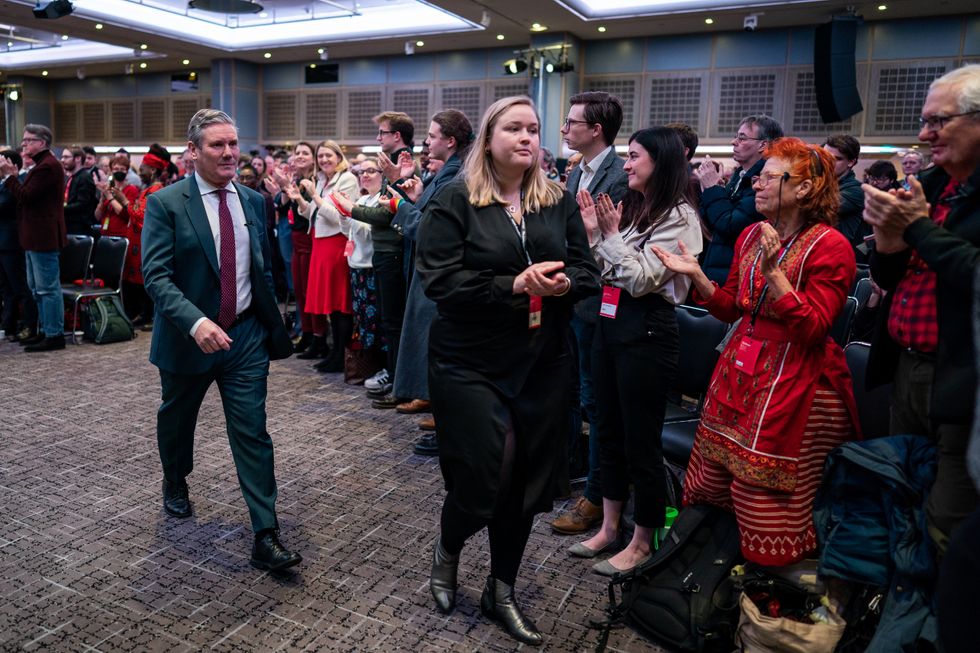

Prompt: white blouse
[305,169,359,238]
[341,192,380,269]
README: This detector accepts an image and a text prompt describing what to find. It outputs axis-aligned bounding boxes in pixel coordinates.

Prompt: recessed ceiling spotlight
[317,47,324,54]
[416,40,424,47]
[61,34,69,40]
[139,43,148,50]
[877,4,887,9]
[496,34,505,40]
[42,70,49,76]
[530,22,547,32]
[182,58,190,65]
[139,62,147,69]
[705,18,714,24]
[309,63,316,69]
[263,52,272,58]
[259,11,268,17]
[95,23,103,29]
[7,41,13,47]
[597,26,606,33]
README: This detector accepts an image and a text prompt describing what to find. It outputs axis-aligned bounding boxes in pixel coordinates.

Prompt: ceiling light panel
[30,0,480,49]
[553,0,823,20]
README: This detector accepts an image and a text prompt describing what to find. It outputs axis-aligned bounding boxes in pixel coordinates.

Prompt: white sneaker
[364,369,390,391]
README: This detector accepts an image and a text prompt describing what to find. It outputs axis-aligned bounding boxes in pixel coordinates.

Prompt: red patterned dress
[120,182,163,284]
[683,220,861,566]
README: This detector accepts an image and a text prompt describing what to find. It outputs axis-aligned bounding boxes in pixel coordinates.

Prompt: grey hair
[187,109,236,148]
[740,114,784,142]
[24,124,53,147]
[903,150,924,162]
[930,64,980,115]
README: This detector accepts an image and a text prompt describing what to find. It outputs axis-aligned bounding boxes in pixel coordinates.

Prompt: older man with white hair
[863,64,980,556]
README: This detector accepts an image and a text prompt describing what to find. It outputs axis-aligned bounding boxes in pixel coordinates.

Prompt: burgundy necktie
[216,189,237,329]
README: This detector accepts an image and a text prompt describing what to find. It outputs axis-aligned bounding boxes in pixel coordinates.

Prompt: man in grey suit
[551,91,629,536]
[142,109,299,571]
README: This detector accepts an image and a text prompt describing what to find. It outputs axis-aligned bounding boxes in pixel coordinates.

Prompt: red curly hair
[763,137,840,226]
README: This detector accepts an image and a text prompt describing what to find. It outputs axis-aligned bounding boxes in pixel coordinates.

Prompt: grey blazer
[565,148,629,204]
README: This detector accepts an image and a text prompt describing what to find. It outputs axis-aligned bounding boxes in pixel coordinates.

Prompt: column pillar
[211,59,261,151]
[529,33,581,158]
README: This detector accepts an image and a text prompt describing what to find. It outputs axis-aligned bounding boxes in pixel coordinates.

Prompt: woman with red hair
[653,137,860,566]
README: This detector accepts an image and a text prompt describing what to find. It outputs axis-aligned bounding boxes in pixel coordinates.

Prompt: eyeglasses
[562,118,592,128]
[864,175,893,185]
[734,133,764,143]
[359,168,380,175]
[917,110,980,132]
[751,172,795,188]
[377,129,397,137]
[21,137,43,144]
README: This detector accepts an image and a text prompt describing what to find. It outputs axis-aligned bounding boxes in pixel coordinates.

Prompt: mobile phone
[300,186,313,202]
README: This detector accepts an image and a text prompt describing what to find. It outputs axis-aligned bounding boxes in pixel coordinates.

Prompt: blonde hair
[315,140,349,175]
[463,96,564,213]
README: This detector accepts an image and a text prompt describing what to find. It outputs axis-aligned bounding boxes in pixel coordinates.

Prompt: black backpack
[592,504,744,652]
[83,295,135,344]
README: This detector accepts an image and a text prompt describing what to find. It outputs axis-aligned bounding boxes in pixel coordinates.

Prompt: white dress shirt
[577,145,614,195]
[189,172,253,336]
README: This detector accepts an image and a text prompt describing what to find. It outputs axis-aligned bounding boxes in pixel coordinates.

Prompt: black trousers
[372,249,406,378]
[593,293,678,529]
[0,249,36,332]
[937,505,980,653]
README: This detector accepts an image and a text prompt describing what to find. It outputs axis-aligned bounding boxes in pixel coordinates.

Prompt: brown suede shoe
[396,399,431,414]
[550,496,603,535]
[418,416,436,431]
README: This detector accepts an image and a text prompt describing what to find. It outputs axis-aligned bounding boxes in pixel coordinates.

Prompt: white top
[595,202,703,305]
[577,145,615,194]
[306,169,359,238]
[342,192,380,269]
[189,172,253,336]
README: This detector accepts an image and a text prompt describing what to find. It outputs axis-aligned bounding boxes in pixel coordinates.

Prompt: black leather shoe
[251,531,302,571]
[371,393,403,409]
[19,332,44,346]
[430,537,459,614]
[480,576,543,646]
[162,478,192,518]
[24,334,66,352]
[413,434,439,456]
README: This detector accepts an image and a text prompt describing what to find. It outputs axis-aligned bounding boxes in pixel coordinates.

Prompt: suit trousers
[0,249,36,332]
[156,315,279,532]
[373,249,405,378]
[593,293,677,528]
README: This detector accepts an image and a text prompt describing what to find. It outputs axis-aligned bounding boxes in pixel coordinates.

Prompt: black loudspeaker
[814,17,863,123]
[32,0,74,19]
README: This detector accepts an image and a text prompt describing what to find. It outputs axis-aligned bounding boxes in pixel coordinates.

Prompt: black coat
[64,166,98,235]
[699,158,767,284]
[868,162,980,425]
[0,175,18,251]
[836,169,869,261]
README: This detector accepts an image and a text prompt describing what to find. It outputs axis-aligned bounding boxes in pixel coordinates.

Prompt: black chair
[852,277,873,309]
[59,234,94,285]
[829,296,858,347]
[844,342,892,438]
[62,236,129,343]
[665,304,728,423]
[850,264,870,294]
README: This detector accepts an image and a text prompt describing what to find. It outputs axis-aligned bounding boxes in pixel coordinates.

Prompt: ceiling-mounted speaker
[33,0,74,19]
[814,16,864,123]
[187,0,263,14]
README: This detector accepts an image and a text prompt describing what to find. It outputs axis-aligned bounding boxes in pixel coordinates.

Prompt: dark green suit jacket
[142,175,292,374]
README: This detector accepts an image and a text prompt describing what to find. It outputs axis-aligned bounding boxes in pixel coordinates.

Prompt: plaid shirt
[887,179,960,352]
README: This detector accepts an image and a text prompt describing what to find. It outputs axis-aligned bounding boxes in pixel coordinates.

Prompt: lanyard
[747,225,804,326]
[504,190,531,265]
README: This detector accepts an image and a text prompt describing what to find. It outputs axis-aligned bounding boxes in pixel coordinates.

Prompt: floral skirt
[349,268,384,350]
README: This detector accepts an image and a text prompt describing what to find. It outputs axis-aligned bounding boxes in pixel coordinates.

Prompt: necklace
[506,203,518,214]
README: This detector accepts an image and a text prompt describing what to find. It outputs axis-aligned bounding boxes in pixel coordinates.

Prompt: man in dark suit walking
[0,124,68,352]
[551,91,629,536]
[142,109,299,571]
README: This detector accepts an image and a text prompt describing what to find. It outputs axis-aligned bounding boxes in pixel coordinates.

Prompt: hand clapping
[594,193,622,237]
[576,190,598,235]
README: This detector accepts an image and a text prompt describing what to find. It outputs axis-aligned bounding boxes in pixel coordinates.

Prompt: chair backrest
[850,264,870,295]
[829,296,858,347]
[675,304,728,399]
[91,236,129,290]
[852,277,873,308]
[59,234,94,284]
[844,342,892,438]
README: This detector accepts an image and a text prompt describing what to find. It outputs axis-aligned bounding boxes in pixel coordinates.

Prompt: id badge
[528,295,542,329]
[343,239,355,257]
[733,337,763,374]
[599,286,621,319]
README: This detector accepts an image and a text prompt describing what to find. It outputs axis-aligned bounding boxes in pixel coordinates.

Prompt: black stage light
[503,58,528,75]
[33,0,74,19]
[188,0,263,13]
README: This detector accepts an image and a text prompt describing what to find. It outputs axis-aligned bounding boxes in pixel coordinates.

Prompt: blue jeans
[571,314,601,505]
[276,216,293,292]
[25,250,62,337]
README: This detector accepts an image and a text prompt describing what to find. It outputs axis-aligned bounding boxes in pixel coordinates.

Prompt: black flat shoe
[479,576,543,646]
[251,531,302,571]
[24,335,66,352]
[413,434,439,456]
[429,537,459,614]
[162,478,192,518]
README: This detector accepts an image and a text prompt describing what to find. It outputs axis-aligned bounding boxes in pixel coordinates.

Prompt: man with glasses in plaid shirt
[863,64,980,558]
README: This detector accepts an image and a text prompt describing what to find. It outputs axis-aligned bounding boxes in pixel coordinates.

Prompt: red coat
[4,149,67,252]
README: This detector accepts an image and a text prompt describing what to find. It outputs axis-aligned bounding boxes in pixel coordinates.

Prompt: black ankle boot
[296,335,327,359]
[292,332,314,355]
[315,347,344,373]
[430,538,459,614]
[479,576,543,646]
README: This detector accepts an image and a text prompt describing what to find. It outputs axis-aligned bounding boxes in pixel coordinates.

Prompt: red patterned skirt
[305,234,352,315]
[683,385,852,566]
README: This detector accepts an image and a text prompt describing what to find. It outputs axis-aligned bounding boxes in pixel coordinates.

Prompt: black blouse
[417,179,600,395]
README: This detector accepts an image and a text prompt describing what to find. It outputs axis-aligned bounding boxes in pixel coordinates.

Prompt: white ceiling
[0,0,974,78]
